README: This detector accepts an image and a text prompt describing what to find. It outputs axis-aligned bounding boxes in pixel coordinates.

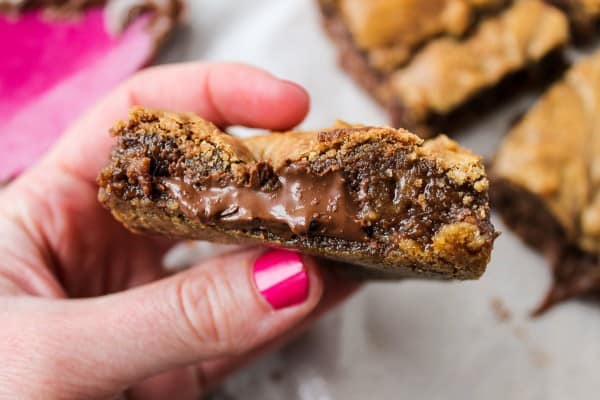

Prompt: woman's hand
[0,63,358,399]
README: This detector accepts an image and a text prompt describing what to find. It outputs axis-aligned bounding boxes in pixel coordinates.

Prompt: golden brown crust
[420,135,488,189]
[243,124,421,169]
[115,107,258,164]
[329,0,506,72]
[319,0,569,136]
[384,0,569,121]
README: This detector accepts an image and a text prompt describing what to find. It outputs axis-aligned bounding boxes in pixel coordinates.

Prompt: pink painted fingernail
[253,249,309,310]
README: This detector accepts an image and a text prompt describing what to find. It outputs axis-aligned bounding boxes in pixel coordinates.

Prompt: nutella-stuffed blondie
[98,107,497,280]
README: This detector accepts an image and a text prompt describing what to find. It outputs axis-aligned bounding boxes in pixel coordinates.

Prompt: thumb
[9,248,323,398]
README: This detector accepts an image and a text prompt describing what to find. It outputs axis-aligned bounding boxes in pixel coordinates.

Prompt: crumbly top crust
[121,108,487,190]
[111,107,258,166]
[336,0,504,71]
[420,134,488,191]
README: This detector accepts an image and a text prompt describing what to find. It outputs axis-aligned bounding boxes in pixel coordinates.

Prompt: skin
[0,62,359,400]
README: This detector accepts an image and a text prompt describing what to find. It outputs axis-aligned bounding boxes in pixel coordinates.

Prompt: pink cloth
[0,9,154,181]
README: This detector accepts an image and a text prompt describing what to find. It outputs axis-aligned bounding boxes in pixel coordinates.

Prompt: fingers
[195,271,360,394]
[12,249,323,398]
[44,62,310,184]
[130,266,359,398]
[128,262,359,398]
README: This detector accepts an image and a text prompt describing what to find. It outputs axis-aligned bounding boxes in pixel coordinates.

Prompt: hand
[0,63,359,399]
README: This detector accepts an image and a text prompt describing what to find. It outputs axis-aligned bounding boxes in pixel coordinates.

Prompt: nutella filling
[163,164,368,242]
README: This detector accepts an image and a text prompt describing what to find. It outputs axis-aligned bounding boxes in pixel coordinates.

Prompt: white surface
[156,1,600,399]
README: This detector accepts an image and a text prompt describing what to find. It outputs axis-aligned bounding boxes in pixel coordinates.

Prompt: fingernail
[253,249,309,310]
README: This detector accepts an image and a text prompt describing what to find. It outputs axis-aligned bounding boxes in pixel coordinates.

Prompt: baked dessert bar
[319,0,569,137]
[492,51,600,313]
[318,0,507,73]
[98,107,497,280]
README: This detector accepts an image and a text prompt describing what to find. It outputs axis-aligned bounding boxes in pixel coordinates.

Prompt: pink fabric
[253,249,309,310]
[0,9,154,181]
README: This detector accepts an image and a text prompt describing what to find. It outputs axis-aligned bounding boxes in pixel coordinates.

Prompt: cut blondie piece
[98,107,497,280]
[319,0,569,137]
[492,50,600,313]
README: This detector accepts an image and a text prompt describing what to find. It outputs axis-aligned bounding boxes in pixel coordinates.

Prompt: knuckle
[174,270,244,354]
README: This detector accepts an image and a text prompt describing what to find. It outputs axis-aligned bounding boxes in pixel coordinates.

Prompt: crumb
[530,347,551,368]
[512,325,526,340]
[490,297,512,322]
[511,325,552,368]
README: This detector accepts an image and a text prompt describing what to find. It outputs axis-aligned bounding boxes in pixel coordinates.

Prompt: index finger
[44,62,310,184]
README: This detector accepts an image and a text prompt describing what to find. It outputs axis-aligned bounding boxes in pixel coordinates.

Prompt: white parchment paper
[156,1,600,399]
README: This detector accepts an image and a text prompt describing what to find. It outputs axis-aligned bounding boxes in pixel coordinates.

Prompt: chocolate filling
[111,130,492,262]
[97,108,497,280]
[161,164,367,241]
[104,129,491,250]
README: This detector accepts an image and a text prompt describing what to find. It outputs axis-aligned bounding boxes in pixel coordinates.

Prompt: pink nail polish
[253,249,309,310]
